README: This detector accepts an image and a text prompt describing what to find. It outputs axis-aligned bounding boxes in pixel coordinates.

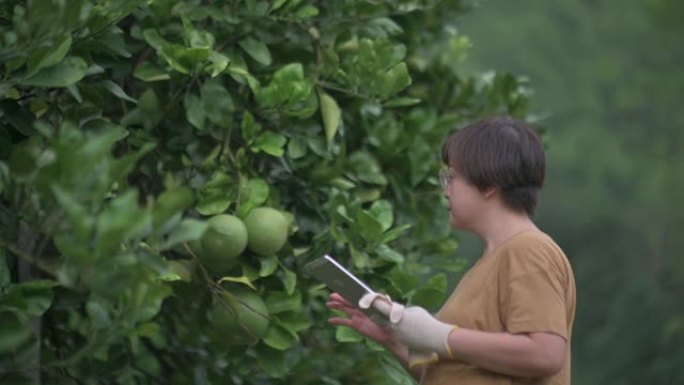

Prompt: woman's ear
[483,186,499,199]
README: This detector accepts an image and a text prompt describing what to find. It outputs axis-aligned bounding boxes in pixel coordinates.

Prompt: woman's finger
[326,301,357,317]
[327,295,355,310]
[329,292,352,306]
[328,317,355,328]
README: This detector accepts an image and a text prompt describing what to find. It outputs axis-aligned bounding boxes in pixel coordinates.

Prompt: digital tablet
[305,255,388,323]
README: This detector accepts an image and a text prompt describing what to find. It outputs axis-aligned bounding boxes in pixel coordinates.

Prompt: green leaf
[379,224,411,244]
[241,110,261,141]
[96,190,151,257]
[201,79,234,127]
[96,26,131,58]
[265,290,302,314]
[252,131,287,157]
[259,254,279,277]
[335,326,363,342]
[330,177,355,190]
[383,97,421,108]
[281,267,297,295]
[237,178,269,218]
[20,57,87,88]
[255,63,312,109]
[349,244,371,269]
[380,354,415,385]
[131,282,172,323]
[184,93,205,130]
[244,178,269,205]
[356,188,382,203]
[51,186,94,242]
[159,45,206,74]
[381,62,412,98]
[387,267,419,295]
[26,34,72,75]
[238,36,272,66]
[134,62,171,82]
[160,219,208,250]
[0,280,56,317]
[277,311,312,334]
[287,136,307,159]
[138,88,160,113]
[207,51,230,77]
[153,187,195,230]
[318,91,341,149]
[4,56,24,73]
[86,295,111,329]
[365,338,385,352]
[66,84,82,102]
[110,141,157,183]
[256,344,286,378]
[269,0,289,12]
[103,80,137,103]
[375,244,404,264]
[183,17,215,48]
[357,210,384,242]
[296,5,319,18]
[368,200,393,231]
[177,47,211,68]
[411,273,447,310]
[366,17,404,37]
[196,195,231,216]
[0,311,32,353]
[196,172,235,215]
[408,137,432,186]
[217,275,256,290]
[135,322,162,340]
[347,151,387,185]
[263,322,298,350]
[81,124,126,156]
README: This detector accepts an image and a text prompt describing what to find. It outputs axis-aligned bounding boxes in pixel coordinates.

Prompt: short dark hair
[441,116,546,216]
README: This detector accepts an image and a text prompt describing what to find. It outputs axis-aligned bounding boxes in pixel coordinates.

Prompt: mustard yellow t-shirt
[420,230,576,385]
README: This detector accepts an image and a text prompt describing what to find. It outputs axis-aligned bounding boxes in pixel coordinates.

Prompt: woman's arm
[448,328,566,377]
[357,296,567,379]
[329,293,566,379]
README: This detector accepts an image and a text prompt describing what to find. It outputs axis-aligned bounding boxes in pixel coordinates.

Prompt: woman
[328,116,576,385]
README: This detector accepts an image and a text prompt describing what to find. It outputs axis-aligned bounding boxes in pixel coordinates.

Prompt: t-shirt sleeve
[497,240,569,339]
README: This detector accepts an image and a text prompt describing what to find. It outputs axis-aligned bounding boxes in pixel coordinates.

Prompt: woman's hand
[326,292,394,344]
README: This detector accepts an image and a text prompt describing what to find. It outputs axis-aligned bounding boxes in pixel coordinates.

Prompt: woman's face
[442,167,488,230]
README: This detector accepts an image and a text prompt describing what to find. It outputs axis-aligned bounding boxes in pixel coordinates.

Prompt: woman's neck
[478,211,538,257]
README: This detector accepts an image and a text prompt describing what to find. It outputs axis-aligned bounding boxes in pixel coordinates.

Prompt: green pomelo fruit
[211,289,269,345]
[198,214,248,273]
[244,207,289,256]
[186,239,203,256]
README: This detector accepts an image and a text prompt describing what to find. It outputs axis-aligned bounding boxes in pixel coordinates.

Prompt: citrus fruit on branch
[244,207,289,257]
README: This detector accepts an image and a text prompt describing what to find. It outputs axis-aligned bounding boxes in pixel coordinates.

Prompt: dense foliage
[0,1,532,384]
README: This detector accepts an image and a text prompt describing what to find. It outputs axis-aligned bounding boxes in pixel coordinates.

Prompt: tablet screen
[305,254,375,307]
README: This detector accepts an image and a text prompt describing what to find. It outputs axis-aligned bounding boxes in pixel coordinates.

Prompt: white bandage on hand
[359,293,458,365]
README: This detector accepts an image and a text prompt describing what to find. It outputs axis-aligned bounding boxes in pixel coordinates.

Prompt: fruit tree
[0,0,533,384]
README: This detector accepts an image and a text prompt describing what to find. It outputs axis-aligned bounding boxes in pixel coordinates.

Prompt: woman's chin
[448,215,459,229]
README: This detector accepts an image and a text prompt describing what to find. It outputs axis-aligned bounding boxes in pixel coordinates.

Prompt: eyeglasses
[439,168,453,189]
